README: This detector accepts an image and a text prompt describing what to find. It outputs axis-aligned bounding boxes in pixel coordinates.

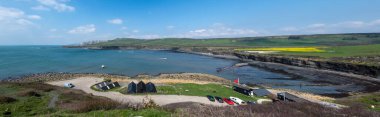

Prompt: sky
[0,0,380,45]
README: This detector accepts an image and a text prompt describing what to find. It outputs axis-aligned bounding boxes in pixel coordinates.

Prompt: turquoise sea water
[0,46,363,95]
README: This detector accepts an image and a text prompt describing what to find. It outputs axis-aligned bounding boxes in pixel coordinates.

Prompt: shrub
[17,90,41,97]
[0,96,17,104]
[61,99,120,113]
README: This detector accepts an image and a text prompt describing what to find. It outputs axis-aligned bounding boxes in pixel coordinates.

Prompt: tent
[137,81,146,93]
[146,82,157,93]
[127,82,137,94]
[252,89,272,97]
[95,81,112,89]
[95,80,121,91]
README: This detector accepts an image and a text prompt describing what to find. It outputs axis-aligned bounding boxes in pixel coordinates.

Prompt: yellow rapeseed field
[235,47,326,52]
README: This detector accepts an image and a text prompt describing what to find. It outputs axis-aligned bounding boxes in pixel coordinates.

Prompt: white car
[229,97,245,105]
[64,83,75,88]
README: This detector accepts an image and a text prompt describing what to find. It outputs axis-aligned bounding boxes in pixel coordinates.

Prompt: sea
[0,46,363,95]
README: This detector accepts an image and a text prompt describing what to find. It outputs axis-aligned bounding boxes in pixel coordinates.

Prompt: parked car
[215,96,224,103]
[64,83,74,88]
[223,98,234,105]
[246,101,256,105]
[230,97,245,105]
[206,95,215,102]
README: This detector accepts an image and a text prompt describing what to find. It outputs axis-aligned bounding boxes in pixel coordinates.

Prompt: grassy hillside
[86,33,380,47]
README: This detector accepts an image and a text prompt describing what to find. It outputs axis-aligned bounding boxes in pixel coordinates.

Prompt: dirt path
[48,92,58,109]
[47,77,227,106]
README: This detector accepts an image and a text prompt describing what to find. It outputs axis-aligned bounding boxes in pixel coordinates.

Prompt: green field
[86,33,380,47]
[156,83,260,101]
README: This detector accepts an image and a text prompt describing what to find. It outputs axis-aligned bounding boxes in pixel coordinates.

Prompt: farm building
[146,82,157,93]
[137,81,146,93]
[95,81,120,91]
[233,85,254,96]
[277,92,307,102]
[127,81,137,94]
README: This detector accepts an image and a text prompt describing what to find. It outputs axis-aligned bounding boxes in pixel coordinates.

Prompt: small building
[233,85,254,96]
[277,92,307,102]
[146,82,157,93]
[95,81,120,91]
[137,81,146,93]
[127,81,137,94]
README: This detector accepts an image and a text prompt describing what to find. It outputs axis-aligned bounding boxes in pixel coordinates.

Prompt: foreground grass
[156,83,260,101]
[0,82,171,116]
[52,108,171,117]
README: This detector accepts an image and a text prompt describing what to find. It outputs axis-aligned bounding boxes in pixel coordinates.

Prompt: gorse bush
[177,102,380,117]
[0,96,17,104]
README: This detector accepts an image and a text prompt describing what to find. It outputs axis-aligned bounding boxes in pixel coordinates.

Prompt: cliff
[234,52,380,78]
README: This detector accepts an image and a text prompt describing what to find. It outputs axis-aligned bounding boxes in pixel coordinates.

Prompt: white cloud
[34,0,75,12]
[307,23,326,28]
[0,6,37,31]
[68,24,96,34]
[0,6,24,20]
[107,18,123,24]
[280,19,380,34]
[132,30,139,33]
[280,27,298,32]
[31,5,50,11]
[49,28,57,32]
[27,15,41,20]
[120,26,127,30]
[166,25,175,30]
[175,23,259,38]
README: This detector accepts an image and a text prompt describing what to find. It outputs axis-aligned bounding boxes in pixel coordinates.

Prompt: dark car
[215,96,224,103]
[206,95,215,102]
[247,101,256,105]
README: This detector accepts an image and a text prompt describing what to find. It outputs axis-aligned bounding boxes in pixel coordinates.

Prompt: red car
[223,98,234,105]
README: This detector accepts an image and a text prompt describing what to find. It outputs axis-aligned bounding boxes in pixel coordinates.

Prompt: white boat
[101,65,106,68]
[159,58,167,60]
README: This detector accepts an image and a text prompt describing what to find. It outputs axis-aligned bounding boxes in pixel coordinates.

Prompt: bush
[0,96,17,104]
[61,99,120,113]
[17,90,41,97]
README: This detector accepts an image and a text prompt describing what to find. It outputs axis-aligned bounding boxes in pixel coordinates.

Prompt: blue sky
[0,0,380,45]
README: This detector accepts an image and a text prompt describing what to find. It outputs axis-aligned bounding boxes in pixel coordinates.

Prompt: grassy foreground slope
[87,33,380,47]
[0,82,170,116]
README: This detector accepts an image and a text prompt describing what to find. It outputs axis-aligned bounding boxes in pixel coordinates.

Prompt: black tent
[127,82,137,94]
[146,82,157,93]
[252,89,271,97]
[137,81,146,93]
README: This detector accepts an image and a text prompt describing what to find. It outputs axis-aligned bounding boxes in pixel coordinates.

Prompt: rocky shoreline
[2,72,231,84]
